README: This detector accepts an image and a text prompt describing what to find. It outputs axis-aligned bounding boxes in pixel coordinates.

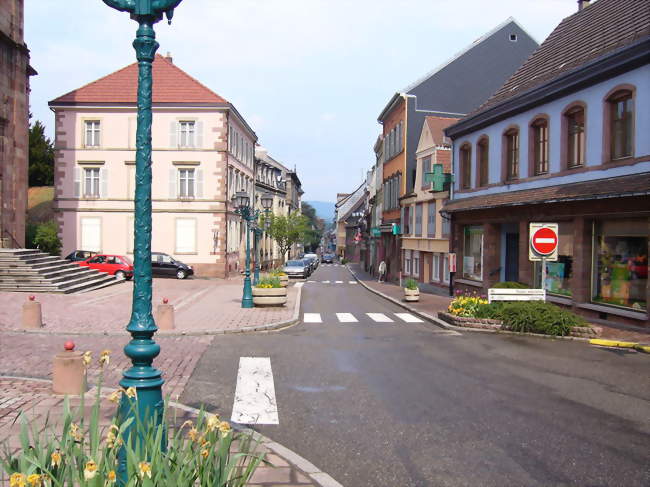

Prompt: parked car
[77,254,133,280]
[64,250,97,262]
[304,253,319,270]
[321,254,335,264]
[283,259,310,278]
[151,252,194,279]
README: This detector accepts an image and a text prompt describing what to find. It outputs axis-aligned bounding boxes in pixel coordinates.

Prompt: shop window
[460,144,471,189]
[462,226,483,281]
[432,253,440,282]
[592,220,647,310]
[608,90,634,160]
[477,137,489,187]
[565,105,585,168]
[534,222,573,296]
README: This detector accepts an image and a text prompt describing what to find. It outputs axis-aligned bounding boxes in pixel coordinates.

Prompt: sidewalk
[0,377,333,487]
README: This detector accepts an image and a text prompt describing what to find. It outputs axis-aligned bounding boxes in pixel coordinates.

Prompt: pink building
[49,54,256,277]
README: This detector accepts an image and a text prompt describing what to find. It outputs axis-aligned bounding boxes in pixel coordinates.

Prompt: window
[432,253,440,281]
[175,218,197,253]
[385,122,403,161]
[179,121,195,148]
[565,106,585,168]
[413,251,420,278]
[609,90,634,160]
[462,225,483,281]
[81,217,101,252]
[84,167,100,197]
[534,222,573,296]
[178,168,195,198]
[403,206,411,235]
[505,128,519,180]
[85,121,100,147]
[404,249,412,275]
[592,219,647,310]
[441,203,450,236]
[532,118,549,175]
[427,202,436,238]
[421,156,432,189]
[443,254,450,283]
[477,137,489,187]
[460,144,471,189]
[126,165,136,199]
[415,203,423,237]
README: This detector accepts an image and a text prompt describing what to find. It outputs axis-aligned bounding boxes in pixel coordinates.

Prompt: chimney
[577,0,590,11]
[164,51,173,63]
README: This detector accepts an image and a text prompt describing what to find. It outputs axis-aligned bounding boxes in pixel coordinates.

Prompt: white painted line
[303,313,322,323]
[348,281,357,284]
[336,313,358,323]
[366,313,393,323]
[335,280,343,284]
[175,287,214,311]
[395,313,424,323]
[231,357,279,425]
[321,280,330,284]
[535,238,556,243]
[294,282,304,288]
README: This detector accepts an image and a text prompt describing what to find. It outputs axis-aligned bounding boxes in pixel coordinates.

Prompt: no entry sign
[529,223,558,261]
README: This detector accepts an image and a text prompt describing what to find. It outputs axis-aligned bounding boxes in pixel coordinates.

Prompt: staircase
[0,249,122,294]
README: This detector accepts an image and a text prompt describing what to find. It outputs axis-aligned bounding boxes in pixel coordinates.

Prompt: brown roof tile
[425,116,459,146]
[475,0,650,113]
[443,172,650,213]
[50,55,227,105]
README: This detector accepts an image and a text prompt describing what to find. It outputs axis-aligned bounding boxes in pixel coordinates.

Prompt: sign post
[529,223,559,297]
[448,253,456,297]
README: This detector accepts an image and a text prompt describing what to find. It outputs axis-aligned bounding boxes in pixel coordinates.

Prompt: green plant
[340,258,349,265]
[255,276,281,289]
[268,268,286,277]
[498,301,585,336]
[33,220,61,255]
[0,351,265,486]
[25,222,39,248]
[448,295,489,317]
[492,281,529,289]
[404,278,419,290]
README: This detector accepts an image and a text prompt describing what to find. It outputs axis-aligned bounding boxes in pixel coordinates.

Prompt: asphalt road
[181,263,650,487]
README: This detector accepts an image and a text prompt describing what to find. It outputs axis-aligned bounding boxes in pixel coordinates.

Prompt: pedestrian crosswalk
[304,280,358,284]
[302,312,424,324]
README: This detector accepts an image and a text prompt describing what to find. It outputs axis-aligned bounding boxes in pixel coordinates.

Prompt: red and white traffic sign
[529,223,559,261]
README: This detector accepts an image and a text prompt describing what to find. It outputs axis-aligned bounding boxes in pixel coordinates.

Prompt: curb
[589,338,650,354]
[0,284,303,338]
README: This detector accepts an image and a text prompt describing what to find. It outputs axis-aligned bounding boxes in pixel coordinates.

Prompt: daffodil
[84,460,98,480]
[69,423,83,442]
[51,450,62,467]
[106,470,117,484]
[107,390,121,404]
[124,387,137,399]
[206,414,220,432]
[82,351,92,366]
[138,462,152,479]
[201,448,209,459]
[9,473,26,487]
[218,421,231,435]
[99,350,111,366]
[26,474,41,487]
[187,427,199,441]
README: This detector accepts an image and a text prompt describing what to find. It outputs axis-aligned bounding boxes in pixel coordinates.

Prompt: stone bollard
[156,297,175,330]
[52,341,87,395]
[22,295,43,329]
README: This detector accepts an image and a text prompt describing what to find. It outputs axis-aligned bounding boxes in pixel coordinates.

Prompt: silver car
[283,259,309,278]
[304,253,319,270]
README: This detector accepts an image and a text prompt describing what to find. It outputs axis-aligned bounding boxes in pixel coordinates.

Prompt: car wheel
[176,270,187,280]
[115,270,125,280]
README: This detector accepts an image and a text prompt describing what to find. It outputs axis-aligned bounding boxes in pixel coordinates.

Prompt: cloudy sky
[25,0,578,202]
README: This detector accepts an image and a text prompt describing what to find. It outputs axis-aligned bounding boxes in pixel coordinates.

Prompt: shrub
[498,301,585,336]
[340,258,349,265]
[269,268,286,277]
[404,278,419,290]
[33,220,61,255]
[255,276,281,288]
[25,222,39,248]
[492,281,529,289]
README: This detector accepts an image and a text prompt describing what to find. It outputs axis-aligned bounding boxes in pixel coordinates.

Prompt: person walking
[378,260,387,283]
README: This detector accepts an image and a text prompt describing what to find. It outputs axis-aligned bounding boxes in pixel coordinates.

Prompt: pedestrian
[378,260,386,283]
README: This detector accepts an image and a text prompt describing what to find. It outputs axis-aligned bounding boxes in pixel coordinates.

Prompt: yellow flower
[201,448,209,459]
[206,414,220,432]
[99,350,111,366]
[187,427,199,441]
[218,421,231,434]
[69,423,83,442]
[107,390,121,403]
[10,473,26,487]
[84,460,98,480]
[124,387,137,399]
[51,450,62,467]
[26,474,41,487]
[106,470,117,484]
[180,420,194,430]
[138,462,152,479]
[82,351,92,366]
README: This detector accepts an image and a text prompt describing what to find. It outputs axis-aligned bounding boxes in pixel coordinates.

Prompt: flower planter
[252,287,287,306]
[279,275,289,287]
[404,288,420,302]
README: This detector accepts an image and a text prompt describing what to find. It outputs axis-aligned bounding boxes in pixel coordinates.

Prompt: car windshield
[121,256,133,266]
[286,261,304,266]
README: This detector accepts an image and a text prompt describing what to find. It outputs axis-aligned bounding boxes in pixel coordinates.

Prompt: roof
[475,0,650,113]
[49,54,228,106]
[443,172,650,213]
[424,116,459,146]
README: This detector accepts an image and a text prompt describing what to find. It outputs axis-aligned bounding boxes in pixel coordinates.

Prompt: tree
[29,120,55,186]
[33,220,61,255]
[301,202,325,252]
[261,212,309,261]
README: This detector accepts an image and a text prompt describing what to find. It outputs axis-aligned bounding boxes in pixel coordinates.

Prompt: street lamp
[101,0,183,481]
[254,193,274,281]
[234,190,257,308]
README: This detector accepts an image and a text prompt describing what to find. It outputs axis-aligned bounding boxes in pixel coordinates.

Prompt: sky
[25,0,578,202]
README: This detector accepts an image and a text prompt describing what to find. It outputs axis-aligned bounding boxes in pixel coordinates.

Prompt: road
[181,263,650,487]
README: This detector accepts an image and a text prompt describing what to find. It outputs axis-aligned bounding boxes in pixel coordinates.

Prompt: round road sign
[531,227,558,255]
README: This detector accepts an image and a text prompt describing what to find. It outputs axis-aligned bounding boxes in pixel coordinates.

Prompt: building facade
[445,0,650,326]
[49,54,257,278]
[0,0,35,248]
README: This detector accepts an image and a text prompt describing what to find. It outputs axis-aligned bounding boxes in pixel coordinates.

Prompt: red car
[77,254,134,280]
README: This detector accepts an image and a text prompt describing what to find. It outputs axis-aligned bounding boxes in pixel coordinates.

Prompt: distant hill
[304,200,335,223]
[28,186,55,223]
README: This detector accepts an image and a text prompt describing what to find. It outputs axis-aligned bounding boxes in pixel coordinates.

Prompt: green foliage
[492,281,529,289]
[33,220,61,256]
[404,278,419,290]
[340,258,349,265]
[268,268,286,277]
[301,202,325,253]
[497,301,585,336]
[29,120,55,187]
[25,222,39,249]
[260,212,309,262]
[255,276,281,288]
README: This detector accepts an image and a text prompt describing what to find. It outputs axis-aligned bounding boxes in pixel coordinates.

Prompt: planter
[404,288,420,302]
[278,275,289,287]
[252,287,287,306]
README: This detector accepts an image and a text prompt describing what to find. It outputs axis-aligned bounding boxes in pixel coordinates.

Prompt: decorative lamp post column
[253,223,261,285]
[234,191,256,308]
[260,192,274,271]
[101,0,182,479]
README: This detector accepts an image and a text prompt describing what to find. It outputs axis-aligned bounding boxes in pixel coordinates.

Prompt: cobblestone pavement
[0,377,319,486]
[0,276,296,335]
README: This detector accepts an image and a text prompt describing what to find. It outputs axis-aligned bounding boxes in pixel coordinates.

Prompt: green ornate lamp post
[253,193,274,283]
[101,0,183,479]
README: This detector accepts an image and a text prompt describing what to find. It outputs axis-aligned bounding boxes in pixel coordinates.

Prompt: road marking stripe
[231,357,279,425]
[395,313,424,323]
[366,313,393,323]
[349,281,357,284]
[321,280,330,283]
[303,313,322,323]
[336,313,358,323]
[335,280,343,283]
[175,286,213,311]
[294,282,304,288]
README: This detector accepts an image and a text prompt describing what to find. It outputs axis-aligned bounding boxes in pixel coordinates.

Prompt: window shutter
[169,168,177,199]
[196,169,203,198]
[196,121,203,149]
[175,219,196,253]
[74,167,81,198]
[170,121,178,148]
[100,167,108,198]
[400,207,405,229]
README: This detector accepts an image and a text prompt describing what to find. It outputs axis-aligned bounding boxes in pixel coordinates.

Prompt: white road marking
[366,313,394,323]
[336,313,358,323]
[349,281,357,284]
[335,280,343,284]
[395,313,424,323]
[175,287,213,311]
[303,313,322,323]
[321,280,330,283]
[231,357,279,425]
[294,282,304,288]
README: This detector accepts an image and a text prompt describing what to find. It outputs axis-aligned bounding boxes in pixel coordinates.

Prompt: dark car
[65,250,97,262]
[321,254,334,264]
[151,252,194,279]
